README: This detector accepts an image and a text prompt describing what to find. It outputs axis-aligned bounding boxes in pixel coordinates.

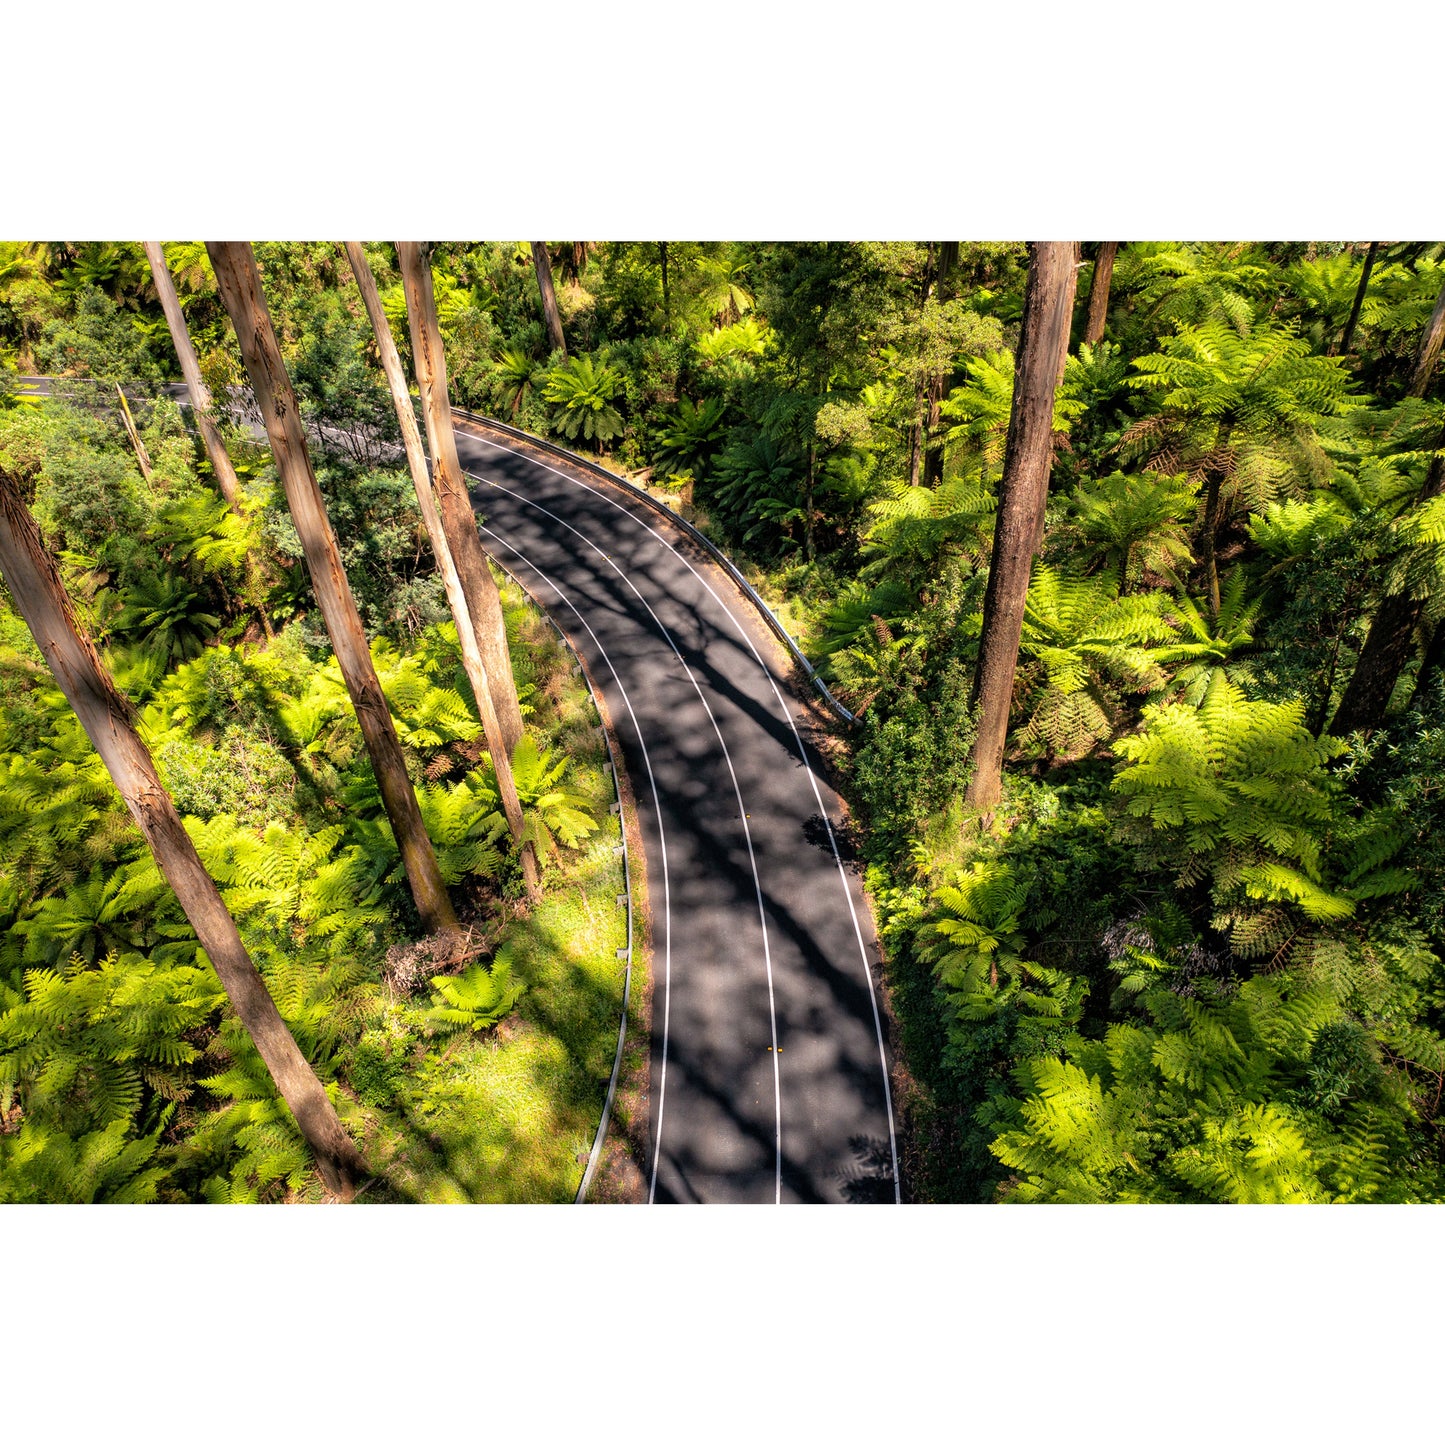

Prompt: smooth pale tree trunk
[1408,281,1445,398]
[207,242,461,939]
[396,242,526,763]
[0,465,365,1200]
[1330,453,1445,735]
[965,242,1079,813]
[530,242,567,357]
[143,242,244,512]
[114,384,153,482]
[1082,243,1119,347]
[145,242,272,639]
[344,242,539,898]
[1335,241,1378,357]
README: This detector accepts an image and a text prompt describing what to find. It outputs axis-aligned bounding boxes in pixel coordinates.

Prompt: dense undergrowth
[6,239,1445,1203]
[0,280,630,1201]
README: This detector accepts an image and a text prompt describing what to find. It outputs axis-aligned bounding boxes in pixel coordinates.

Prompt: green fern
[424,954,524,1035]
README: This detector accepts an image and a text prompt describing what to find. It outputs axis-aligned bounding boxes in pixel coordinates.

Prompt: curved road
[454,420,900,1204]
[19,374,899,1203]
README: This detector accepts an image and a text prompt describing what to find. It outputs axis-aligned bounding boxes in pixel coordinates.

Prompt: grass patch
[351,572,635,1203]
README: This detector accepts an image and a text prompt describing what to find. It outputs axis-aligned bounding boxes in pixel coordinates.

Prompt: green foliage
[1017,565,1175,757]
[425,955,525,1035]
[1060,470,1196,591]
[1112,674,1352,951]
[652,396,728,481]
[990,969,1436,1203]
[543,354,625,446]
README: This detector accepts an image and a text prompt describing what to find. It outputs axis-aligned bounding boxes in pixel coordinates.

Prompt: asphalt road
[453,419,900,1204]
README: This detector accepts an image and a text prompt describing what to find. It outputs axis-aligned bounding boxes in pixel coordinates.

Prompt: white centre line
[467,469,783,1204]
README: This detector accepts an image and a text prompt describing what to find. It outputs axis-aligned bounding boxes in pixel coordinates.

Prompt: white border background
[6,0,1444,1435]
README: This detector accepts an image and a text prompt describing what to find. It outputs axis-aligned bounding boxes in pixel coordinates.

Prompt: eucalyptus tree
[965,241,1080,812]
[396,241,526,761]
[0,464,366,1199]
[142,242,244,511]
[206,241,462,939]
[530,242,567,357]
[1082,242,1120,346]
[344,242,539,897]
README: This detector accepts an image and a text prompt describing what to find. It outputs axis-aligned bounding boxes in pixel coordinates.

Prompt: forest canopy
[3,239,1445,1202]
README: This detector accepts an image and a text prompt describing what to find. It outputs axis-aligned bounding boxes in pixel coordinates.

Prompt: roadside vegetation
[0,244,629,1201]
[4,239,1445,1203]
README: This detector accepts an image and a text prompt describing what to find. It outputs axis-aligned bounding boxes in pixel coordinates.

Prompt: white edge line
[478,527,674,1206]
[482,540,636,1203]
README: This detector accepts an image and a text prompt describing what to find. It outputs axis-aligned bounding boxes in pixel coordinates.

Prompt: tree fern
[1016,565,1175,758]
[1112,674,1351,951]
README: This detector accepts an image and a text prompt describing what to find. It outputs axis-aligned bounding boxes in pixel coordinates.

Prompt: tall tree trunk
[114,384,153,482]
[0,466,365,1199]
[530,242,567,357]
[143,241,244,512]
[965,242,1079,812]
[1335,241,1378,357]
[1408,281,1445,398]
[344,243,539,898]
[1082,243,1119,347]
[1330,454,1445,734]
[1409,620,1445,712]
[396,243,527,763]
[938,241,960,290]
[922,369,946,487]
[659,242,670,326]
[804,440,816,561]
[207,242,461,938]
[145,241,271,639]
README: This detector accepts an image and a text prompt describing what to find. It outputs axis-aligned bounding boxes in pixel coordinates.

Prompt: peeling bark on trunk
[0,466,366,1200]
[143,242,244,512]
[530,242,567,357]
[965,242,1079,812]
[207,242,460,938]
[396,244,527,763]
[1330,454,1445,735]
[1082,243,1119,347]
[1335,242,1378,357]
[345,243,539,898]
[1408,281,1445,398]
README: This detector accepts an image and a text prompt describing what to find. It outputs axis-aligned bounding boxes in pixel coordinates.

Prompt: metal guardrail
[453,407,859,728]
